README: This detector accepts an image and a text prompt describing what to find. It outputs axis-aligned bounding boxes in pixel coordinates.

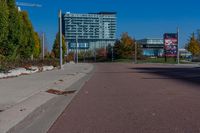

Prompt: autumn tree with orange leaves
[114,32,136,59]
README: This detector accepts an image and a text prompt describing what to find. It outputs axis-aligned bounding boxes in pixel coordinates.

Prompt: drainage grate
[46,89,76,95]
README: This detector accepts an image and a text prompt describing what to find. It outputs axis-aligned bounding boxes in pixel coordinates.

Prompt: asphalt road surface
[48,63,200,133]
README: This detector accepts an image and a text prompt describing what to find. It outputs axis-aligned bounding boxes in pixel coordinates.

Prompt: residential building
[62,12,117,51]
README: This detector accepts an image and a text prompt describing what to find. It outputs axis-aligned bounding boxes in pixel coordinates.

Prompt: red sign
[164,33,178,57]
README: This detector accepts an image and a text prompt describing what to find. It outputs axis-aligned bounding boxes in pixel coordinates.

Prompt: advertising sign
[164,33,178,57]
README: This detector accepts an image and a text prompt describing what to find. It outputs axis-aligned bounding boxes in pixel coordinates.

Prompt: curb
[0,64,95,133]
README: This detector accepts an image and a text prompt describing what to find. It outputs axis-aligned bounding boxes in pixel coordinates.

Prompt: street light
[177,27,180,64]
[59,10,63,69]
[42,32,45,60]
[135,42,137,64]
[76,35,78,63]
[111,45,114,62]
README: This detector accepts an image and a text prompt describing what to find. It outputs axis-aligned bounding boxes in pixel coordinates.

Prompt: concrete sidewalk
[0,63,94,133]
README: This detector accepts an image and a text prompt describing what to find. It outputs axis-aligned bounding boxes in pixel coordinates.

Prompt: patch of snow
[28,66,39,73]
[69,61,75,64]
[0,66,54,79]
[42,66,54,71]
[0,73,7,78]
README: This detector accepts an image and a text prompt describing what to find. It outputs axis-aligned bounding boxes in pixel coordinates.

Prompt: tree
[33,32,41,58]
[187,33,200,56]
[6,2,23,57]
[0,0,9,55]
[107,44,113,60]
[0,0,38,60]
[52,33,67,59]
[97,48,107,58]
[6,0,15,8]
[114,33,136,59]
[19,11,35,59]
[114,39,123,59]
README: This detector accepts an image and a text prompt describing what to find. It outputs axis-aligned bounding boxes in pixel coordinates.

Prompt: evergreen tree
[0,0,37,59]
[33,32,41,58]
[52,33,66,59]
[0,0,9,55]
[187,33,200,56]
[19,11,35,59]
[6,3,23,57]
[6,0,15,8]
[114,39,122,59]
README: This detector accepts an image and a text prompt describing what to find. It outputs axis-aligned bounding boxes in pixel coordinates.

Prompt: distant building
[62,12,117,51]
[137,38,164,57]
[179,48,192,58]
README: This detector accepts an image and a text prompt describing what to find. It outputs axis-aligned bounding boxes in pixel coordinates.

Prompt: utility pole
[59,10,63,69]
[73,45,76,63]
[111,45,114,62]
[135,42,137,64]
[84,43,87,63]
[76,35,78,63]
[42,32,45,60]
[94,49,96,62]
[177,27,180,64]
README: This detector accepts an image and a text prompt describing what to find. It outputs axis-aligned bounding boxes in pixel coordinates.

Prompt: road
[48,63,200,133]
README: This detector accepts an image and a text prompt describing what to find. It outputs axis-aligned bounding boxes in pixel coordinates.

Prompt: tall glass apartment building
[62,12,117,50]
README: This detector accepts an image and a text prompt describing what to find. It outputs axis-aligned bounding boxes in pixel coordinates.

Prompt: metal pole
[59,10,63,69]
[135,42,137,64]
[42,32,45,60]
[84,43,86,62]
[66,42,69,56]
[94,49,96,62]
[76,35,78,63]
[111,45,114,62]
[73,46,76,62]
[177,27,180,64]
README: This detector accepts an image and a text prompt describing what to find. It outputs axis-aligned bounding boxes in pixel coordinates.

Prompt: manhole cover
[46,89,76,95]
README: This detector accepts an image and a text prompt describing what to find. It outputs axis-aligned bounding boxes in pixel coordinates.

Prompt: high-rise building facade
[62,12,117,50]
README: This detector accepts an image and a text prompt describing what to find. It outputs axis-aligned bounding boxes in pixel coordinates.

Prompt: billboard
[164,33,178,57]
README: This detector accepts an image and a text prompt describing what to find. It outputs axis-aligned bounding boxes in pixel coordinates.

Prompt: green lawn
[114,57,192,64]
[114,59,134,63]
[137,57,177,64]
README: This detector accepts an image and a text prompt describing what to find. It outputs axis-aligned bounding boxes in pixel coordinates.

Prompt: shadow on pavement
[131,67,200,85]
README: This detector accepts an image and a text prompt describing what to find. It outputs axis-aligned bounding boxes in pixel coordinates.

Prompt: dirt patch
[46,89,76,95]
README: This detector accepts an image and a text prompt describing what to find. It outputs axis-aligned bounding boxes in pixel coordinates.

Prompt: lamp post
[59,10,63,69]
[177,27,180,64]
[42,32,45,60]
[76,35,78,63]
[135,42,137,64]
[111,45,114,62]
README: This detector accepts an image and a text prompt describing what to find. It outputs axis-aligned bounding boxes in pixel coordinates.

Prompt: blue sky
[19,0,200,50]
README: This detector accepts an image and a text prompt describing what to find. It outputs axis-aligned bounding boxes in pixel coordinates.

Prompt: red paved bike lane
[48,63,200,133]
